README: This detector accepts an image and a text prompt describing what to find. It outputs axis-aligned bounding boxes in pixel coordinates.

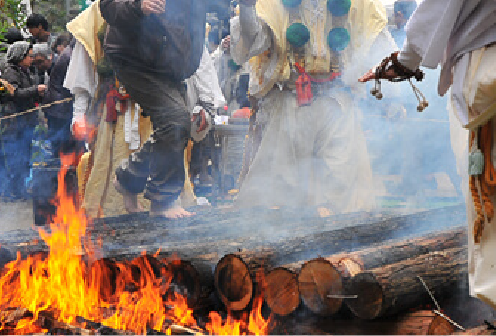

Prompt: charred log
[345,247,468,319]
[330,227,467,277]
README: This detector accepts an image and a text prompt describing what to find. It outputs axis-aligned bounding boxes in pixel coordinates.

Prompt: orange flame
[0,153,271,335]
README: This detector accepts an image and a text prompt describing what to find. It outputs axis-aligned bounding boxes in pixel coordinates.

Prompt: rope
[470,121,496,244]
[0,97,74,122]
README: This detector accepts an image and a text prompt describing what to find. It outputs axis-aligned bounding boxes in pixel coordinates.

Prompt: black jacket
[43,45,73,119]
[1,63,40,126]
[100,0,207,82]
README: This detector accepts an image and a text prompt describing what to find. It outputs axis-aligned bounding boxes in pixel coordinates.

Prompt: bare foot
[113,176,143,213]
[150,203,196,219]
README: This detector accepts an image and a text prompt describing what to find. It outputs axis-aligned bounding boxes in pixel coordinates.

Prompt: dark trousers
[112,63,191,208]
[0,124,35,198]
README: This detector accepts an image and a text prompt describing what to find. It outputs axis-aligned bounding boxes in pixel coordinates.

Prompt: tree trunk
[345,247,468,320]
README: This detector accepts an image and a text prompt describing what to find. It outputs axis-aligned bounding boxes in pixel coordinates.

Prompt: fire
[0,153,271,335]
[206,296,269,336]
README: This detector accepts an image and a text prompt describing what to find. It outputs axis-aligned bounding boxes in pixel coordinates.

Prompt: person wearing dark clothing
[44,40,82,158]
[0,28,25,75]
[26,14,52,46]
[100,0,229,218]
[1,41,46,199]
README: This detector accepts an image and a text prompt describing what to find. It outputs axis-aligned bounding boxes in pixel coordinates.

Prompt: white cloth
[210,43,241,111]
[185,47,226,142]
[397,0,496,127]
[124,103,141,150]
[64,41,98,125]
[232,2,395,211]
[398,0,496,308]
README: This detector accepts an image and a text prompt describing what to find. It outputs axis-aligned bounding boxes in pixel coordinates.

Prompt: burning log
[298,258,343,316]
[214,254,253,311]
[163,258,203,308]
[87,258,121,302]
[0,308,31,331]
[34,311,95,336]
[264,268,300,316]
[345,247,468,320]
[209,250,275,312]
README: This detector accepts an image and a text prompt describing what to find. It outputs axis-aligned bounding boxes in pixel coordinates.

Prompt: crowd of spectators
[0,14,75,200]
[0,7,248,202]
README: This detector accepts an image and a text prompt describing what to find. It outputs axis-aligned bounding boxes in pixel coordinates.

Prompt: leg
[111,65,193,217]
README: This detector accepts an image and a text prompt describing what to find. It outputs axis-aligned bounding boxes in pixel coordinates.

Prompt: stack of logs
[209,226,492,335]
[1,226,494,335]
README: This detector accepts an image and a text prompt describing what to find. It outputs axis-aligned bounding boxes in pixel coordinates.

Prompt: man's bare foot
[113,176,143,213]
[150,202,195,219]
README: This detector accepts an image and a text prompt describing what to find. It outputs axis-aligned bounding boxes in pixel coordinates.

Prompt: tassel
[295,73,313,106]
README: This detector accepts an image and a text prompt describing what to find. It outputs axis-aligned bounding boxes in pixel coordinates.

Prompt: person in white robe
[359,0,496,309]
[231,0,397,213]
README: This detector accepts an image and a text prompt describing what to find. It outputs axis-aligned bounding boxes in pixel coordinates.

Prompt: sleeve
[72,88,91,125]
[99,0,143,29]
[210,45,224,74]
[230,4,272,65]
[191,47,227,113]
[397,0,464,70]
[64,42,98,97]
[63,42,97,125]
[2,68,39,101]
[397,41,424,71]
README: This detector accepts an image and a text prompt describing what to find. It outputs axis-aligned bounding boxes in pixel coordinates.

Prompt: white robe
[231,2,396,211]
[185,47,226,142]
[398,0,496,308]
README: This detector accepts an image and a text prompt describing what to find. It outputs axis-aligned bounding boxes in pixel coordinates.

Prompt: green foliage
[0,0,28,46]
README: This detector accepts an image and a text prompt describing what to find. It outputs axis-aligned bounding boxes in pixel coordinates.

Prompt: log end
[345,272,383,320]
[265,268,300,316]
[214,254,253,311]
[298,258,344,316]
[427,315,456,335]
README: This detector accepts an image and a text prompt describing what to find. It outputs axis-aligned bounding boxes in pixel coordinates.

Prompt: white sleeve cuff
[398,41,423,71]
[72,90,91,126]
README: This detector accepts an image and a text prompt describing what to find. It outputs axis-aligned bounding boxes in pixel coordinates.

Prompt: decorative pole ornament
[372,52,428,111]
[326,0,351,16]
[286,22,311,48]
[283,0,351,52]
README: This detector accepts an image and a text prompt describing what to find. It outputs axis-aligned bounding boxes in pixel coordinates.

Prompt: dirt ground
[0,199,34,232]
